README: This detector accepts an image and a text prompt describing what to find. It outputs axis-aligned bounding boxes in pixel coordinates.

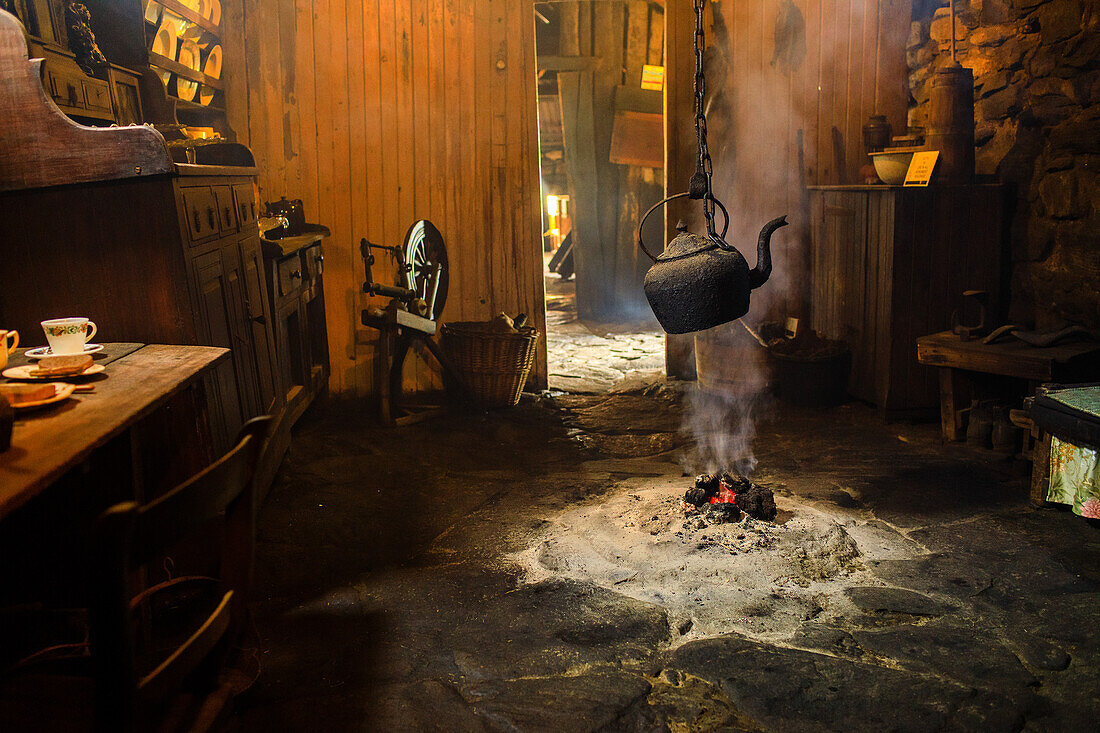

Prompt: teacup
[41,318,97,355]
[0,329,17,370]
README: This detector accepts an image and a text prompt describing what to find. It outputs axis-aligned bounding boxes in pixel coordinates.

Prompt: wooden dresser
[808,184,1008,416]
[0,9,325,491]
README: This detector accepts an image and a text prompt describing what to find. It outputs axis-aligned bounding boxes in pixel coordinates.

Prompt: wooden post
[663,0,696,380]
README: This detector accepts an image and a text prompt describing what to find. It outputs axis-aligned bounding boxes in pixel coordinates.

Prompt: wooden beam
[537,55,600,72]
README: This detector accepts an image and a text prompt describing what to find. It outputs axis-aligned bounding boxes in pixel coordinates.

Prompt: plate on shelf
[209,0,222,27]
[150,15,178,61]
[3,364,105,381]
[176,39,201,102]
[199,44,221,105]
[1,383,76,411]
[23,344,105,360]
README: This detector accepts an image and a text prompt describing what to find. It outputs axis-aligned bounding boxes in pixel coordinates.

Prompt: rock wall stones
[908,0,1100,329]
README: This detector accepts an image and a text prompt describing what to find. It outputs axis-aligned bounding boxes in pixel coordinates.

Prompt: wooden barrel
[694,323,771,397]
[926,65,974,183]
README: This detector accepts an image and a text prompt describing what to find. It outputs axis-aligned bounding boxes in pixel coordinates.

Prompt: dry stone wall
[908,0,1099,329]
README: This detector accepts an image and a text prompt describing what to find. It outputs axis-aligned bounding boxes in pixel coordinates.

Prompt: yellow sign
[641,65,665,92]
[904,151,940,187]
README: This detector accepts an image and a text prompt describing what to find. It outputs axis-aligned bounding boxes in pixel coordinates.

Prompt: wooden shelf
[149,50,223,90]
[173,95,225,115]
[151,0,221,38]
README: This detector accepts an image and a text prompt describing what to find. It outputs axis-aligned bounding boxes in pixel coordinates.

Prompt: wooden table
[0,344,229,520]
[916,331,1100,441]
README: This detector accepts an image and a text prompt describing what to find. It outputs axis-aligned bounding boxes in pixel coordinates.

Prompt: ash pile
[683,472,777,522]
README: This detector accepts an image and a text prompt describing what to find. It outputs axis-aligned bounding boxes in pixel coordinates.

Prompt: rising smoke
[679,0,829,476]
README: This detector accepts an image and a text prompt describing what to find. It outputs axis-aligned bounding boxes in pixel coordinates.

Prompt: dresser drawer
[82,79,113,113]
[213,186,237,234]
[182,187,220,242]
[303,244,324,282]
[47,67,85,109]
[277,255,304,297]
[233,184,257,229]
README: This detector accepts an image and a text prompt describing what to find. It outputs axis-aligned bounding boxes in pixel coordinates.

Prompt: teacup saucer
[24,344,104,359]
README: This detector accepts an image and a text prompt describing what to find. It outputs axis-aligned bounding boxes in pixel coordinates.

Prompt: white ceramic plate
[199,45,222,105]
[150,17,178,62]
[176,39,201,101]
[1,383,76,411]
[3,363,105,381]
[23,344,104,360]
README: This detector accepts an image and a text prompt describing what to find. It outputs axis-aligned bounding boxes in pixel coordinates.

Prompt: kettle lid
[656,221,720,262]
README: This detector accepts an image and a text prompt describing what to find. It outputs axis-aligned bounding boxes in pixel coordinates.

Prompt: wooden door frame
[663,0,696,379]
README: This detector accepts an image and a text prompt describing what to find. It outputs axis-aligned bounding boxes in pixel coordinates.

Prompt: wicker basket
[442,321,538,408]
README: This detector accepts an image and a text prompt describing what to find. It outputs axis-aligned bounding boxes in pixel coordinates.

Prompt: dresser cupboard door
[240,237,280,412]
[193,249,245,448]
[218,243,262,419]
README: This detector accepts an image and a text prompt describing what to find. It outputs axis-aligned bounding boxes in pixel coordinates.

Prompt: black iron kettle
[635,0,788,335]
[637,191,788,335]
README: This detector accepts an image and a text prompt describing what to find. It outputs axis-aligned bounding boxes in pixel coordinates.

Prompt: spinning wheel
[360,219,461,424]
[400,220,449,322]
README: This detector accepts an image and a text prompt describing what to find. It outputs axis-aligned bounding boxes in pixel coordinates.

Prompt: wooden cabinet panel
[809,185,1007,415]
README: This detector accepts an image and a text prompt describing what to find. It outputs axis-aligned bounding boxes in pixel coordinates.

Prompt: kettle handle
[637,191,730,263]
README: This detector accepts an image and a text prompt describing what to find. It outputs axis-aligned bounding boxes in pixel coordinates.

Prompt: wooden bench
[916,331,1100,442]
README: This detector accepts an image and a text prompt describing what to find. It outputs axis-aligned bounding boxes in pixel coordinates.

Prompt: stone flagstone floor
[227,382,1100,731]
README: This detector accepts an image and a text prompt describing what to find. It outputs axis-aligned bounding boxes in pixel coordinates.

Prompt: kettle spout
[748,215,789,289]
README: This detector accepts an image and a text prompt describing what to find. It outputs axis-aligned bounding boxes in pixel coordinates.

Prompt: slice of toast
[0,383,57,404]
[31,354,94,377]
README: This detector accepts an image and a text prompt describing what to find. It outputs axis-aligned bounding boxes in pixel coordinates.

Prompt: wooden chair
[0,416,271,733]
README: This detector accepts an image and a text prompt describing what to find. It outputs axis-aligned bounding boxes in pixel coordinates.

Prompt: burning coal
[684,472,777,522]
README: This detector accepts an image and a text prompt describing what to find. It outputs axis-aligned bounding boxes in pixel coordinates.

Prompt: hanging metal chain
[636,0,733,262]
[688,0,718,242]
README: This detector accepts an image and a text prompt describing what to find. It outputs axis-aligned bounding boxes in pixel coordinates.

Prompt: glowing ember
[710,478,737,504]
[685,472,777,521]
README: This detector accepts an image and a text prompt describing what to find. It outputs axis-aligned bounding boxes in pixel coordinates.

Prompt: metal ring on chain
[636,192,731,263]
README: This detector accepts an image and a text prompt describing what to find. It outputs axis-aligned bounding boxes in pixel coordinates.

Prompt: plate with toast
[3,354,105,381]
[0,382,77,410]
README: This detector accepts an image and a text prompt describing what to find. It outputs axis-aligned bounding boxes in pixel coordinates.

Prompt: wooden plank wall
[664,0,910,374]
[221,0,546,397]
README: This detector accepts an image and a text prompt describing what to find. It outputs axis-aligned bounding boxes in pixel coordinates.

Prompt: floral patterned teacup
[0,329,17,370]
[41,318,97,355]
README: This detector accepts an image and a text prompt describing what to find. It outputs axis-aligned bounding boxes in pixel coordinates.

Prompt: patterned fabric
[1047,436,1100,518]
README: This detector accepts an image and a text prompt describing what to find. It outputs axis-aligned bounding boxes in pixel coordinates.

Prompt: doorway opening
[534,1,667,393]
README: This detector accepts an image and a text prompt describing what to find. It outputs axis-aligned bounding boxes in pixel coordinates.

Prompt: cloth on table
[1047,436,1100,519]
